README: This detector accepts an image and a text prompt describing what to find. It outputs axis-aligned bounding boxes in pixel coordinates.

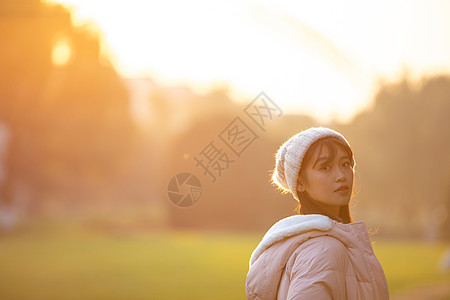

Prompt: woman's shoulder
[296,235,347,254]
[287,235,350,271]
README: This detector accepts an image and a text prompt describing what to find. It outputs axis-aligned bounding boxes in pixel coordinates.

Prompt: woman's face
[297,143,354,216]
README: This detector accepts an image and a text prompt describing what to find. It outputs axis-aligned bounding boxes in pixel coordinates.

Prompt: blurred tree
[0,0,137,221]
[340,75,450,240]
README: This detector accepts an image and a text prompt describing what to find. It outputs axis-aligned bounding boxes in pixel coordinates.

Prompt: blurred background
[0,0,449,299]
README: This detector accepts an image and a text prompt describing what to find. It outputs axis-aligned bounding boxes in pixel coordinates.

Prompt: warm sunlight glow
[45,0,450,122]
[52,38,72,66]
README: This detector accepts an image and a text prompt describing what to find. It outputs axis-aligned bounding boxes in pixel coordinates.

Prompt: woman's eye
[343,161,354,168]
[320,165,330,171]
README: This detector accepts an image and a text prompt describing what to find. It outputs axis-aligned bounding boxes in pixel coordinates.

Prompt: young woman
[245,127,389,300]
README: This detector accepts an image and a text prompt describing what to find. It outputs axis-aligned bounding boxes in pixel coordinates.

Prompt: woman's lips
[335,186,349,193]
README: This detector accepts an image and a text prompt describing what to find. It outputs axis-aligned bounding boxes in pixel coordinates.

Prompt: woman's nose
[335,167,345,182]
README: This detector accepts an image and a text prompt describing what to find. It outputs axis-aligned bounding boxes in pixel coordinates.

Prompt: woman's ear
[297,180,305,192]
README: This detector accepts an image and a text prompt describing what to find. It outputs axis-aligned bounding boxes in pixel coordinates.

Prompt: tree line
[0,0,449,240]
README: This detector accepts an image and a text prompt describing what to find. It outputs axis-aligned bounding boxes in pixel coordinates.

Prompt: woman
[245,127,389,300]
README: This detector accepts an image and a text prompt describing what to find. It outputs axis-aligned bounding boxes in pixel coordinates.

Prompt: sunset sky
[47,0,450,122]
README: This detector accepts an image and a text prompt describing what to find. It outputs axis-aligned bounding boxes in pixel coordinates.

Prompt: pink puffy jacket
[246,214,389,300]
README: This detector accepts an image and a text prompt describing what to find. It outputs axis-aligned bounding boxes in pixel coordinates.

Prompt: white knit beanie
[272,127,352,201]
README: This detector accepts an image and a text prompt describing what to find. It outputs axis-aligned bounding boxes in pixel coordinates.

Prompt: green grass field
[0,228,449,300]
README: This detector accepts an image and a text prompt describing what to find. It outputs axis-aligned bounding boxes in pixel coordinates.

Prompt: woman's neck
[298,191,347,223]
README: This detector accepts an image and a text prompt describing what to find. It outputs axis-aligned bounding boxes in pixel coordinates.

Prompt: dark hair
[296,137,355,224]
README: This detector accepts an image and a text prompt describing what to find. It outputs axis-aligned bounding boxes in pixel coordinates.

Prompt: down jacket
[245,214,389,300]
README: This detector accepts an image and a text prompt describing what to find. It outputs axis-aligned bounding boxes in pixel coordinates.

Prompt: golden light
[52,37,72,66]
[45,0,450,122]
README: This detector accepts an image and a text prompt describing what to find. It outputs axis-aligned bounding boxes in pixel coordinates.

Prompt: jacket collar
[249,214,332,266]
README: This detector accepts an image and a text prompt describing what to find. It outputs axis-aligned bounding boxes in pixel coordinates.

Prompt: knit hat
[272,127,352,201]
